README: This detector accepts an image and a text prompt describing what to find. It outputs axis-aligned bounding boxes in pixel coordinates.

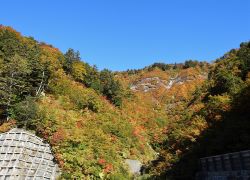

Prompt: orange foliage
[51,128,65,145]
[76,121,84,128]
[0,26,22,40]
[104,163,113,173]
[98,158,106,165]
[55,153,64,167]
[0,120,16,133]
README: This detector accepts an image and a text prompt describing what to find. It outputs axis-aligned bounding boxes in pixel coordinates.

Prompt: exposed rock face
[130,73,207,92]
[125,159,142,175]
[0,128,60,179]
[130,77,168,92]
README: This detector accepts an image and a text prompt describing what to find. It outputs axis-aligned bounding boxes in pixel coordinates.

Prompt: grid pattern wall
[0,128,59,180]
[199,150,250,172]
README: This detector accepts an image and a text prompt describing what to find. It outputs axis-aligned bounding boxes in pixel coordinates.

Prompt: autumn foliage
[0,25,249,179]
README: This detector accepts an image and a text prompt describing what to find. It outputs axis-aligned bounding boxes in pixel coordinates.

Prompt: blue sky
[0,0,249,70]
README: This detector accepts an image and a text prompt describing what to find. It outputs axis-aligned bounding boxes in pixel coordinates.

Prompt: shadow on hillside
[0,106,6,125]
[150,86,250,180]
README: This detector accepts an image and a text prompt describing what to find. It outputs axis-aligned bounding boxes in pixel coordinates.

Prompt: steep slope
[0,25,211,179]
[0,25,249,179]
[145,42,250,179]
[115,65,209,178]
[0,26,156,179]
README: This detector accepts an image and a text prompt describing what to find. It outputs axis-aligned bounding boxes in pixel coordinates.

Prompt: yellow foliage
[71,61,86,81]
[0,120,16,133]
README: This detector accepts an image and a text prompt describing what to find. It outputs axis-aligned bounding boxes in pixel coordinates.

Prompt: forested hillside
[145,42,250,179]
[0,25,249,179]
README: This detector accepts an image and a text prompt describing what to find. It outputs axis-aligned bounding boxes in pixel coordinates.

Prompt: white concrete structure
[0,128,59,180]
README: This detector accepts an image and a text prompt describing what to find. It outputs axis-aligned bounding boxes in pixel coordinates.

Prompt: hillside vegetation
[0,25,249,179]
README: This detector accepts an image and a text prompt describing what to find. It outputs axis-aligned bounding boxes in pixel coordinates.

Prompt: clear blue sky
[0,0,249,70]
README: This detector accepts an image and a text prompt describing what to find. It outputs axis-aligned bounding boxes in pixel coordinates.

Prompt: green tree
[212,70,244,95]
[0,54,32,119]
[100,69,123,106]
[238,42,250,79]
[0,27,21,58]
[83,64,102,92]
[0,26,50,121]
[183,60,199,69]
[148,63,172,71]
[11,96,37,128]
[63,48,81,73]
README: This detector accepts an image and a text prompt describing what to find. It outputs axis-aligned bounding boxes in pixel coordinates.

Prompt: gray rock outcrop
[125,159,142,175]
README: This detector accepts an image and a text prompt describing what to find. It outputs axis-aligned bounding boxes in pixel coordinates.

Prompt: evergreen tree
[84,64,102,92]
[183,60,199,69]
[64,48,81,73]
[100,69,122,106]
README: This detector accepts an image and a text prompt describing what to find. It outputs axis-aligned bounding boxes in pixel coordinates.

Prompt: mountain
[0,25,249,179]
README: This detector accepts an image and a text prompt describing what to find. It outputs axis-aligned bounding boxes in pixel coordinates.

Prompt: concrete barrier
[196,150,250,180]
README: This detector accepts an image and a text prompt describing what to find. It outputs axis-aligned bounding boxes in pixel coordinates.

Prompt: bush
[71,61,86,82]
[49,73,102,112]
[183,60,199,69]
[100,69,123,107]
[11,97,38,128]
[210,70,244,96]
[148,63,172,71]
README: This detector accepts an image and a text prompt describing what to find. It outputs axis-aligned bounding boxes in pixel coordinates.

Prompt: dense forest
[0,25,249,179]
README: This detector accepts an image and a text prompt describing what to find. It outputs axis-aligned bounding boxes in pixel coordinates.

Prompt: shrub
[11,97,38,128]
[49,73,102,112]
[183,60,199,69]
